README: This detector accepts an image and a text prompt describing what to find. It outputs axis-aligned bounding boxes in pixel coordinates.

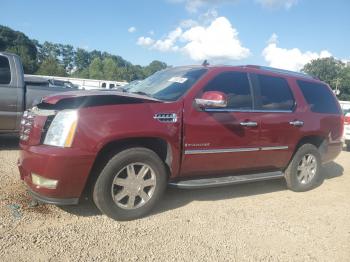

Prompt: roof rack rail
[244,65,315,80]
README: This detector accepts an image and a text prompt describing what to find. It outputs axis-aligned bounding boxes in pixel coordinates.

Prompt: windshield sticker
[168,77,188,84]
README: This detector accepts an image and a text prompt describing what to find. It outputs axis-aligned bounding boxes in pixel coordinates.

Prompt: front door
[181,70,261,177]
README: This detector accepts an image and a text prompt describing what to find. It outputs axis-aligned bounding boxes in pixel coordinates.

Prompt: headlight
[43,110,78,147]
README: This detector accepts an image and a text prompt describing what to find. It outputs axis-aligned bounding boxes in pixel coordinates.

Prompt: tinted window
[203,71,252,109]
[0,56,11,85]
[256,75,295,111]
[101,83,106,88]
[297,80,340,114]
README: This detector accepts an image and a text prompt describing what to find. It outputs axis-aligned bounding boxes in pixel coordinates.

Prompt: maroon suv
[18,65,343,220]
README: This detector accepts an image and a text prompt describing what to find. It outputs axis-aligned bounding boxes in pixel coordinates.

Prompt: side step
[168,171,284,189]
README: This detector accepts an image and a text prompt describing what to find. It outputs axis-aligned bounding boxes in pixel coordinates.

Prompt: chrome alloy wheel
[296,154,317,184]
[111,163,157,210]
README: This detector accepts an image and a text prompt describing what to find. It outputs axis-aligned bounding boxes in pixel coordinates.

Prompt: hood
[37,90,161,110]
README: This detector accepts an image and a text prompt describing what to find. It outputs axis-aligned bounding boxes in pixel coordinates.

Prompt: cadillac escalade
[18,65,343,220]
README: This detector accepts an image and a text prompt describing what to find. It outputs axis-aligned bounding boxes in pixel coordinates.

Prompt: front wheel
[285,144,322,192]
[93,147,167,220]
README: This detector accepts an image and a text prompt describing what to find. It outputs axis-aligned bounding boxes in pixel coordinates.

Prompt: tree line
[302,57,350,101]
[0,25,167,82]
[1,25,349,99]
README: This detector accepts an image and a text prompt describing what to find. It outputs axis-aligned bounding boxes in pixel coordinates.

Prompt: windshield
[128,67,207,101]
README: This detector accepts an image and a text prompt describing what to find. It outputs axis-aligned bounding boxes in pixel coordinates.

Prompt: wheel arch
[285,134,326,171]
[83,137,173,196]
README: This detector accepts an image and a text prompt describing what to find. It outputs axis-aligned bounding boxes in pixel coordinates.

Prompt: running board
[168,171,284,189]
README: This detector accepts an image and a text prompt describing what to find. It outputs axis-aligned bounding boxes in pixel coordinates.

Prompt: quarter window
[203,71,252,109]
[0,56,11,85]
[255,75,295,111]
[297,80,340,114]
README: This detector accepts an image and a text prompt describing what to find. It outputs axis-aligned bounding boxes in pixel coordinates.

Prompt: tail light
[344,115,350,125]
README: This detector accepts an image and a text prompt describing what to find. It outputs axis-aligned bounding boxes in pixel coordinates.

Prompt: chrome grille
[20,110,35,141]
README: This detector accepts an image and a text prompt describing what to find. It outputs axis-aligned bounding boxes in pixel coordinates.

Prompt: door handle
[240,121,258,127]
[289,120,304,127]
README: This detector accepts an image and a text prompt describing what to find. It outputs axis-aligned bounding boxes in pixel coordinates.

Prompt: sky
[1,0,349,71]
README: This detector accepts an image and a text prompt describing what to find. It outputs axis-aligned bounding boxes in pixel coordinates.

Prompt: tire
[93,147,167,220]
[284,144,322,192]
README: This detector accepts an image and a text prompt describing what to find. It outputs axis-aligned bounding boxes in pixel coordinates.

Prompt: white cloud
[128,26,136,33]
[137,16,250,62]
[137,36,155,46]
[182,17,251,61]
[153,27,183,52]
[180,19,199,28]
[149,30,155,35]
[256,0,298,10]
[262,33,332,71]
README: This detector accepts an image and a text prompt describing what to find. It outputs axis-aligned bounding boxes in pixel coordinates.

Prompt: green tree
[102,58,118,80]
[0,25,169,81]
[302,57,350,100]
[0,25,38,73]
[60,44,75,72]
[39,41,61,61]
[89,57,104,79]
[302,57,344,86]
[338,66,350,101]
[144,60,167,77]
[75,48,90,71]
[36,57,67,76]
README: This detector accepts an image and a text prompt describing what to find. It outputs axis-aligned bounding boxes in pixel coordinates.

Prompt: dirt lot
[0,135,349,262]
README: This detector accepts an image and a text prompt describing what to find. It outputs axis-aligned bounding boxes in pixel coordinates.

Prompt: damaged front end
[20,91,161,146]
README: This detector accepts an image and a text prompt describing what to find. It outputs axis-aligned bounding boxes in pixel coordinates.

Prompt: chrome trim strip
[205,108,293,113]
[185,146,288,155]
[185,147,260,155]
[261,146,289,151]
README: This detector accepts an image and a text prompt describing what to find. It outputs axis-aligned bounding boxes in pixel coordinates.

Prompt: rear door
[250,74,302,170]
[181,70,262,177]
[0,55,18,131]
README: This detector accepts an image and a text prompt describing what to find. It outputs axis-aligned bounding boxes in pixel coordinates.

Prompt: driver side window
[203,71,252,110]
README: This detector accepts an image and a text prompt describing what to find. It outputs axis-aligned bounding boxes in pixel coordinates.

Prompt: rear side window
[297,80,340,114]
[203,71,252,109]
[0,56,11,85]
[255,74,295,111]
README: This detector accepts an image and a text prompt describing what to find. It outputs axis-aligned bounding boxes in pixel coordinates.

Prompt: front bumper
[18,144,96,203]
[28,187,79,205]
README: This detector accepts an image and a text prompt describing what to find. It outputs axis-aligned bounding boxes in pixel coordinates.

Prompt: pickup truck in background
[0,52,79,134]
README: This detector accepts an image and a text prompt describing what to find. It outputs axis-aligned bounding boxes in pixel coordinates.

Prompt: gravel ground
[0,135,349,261]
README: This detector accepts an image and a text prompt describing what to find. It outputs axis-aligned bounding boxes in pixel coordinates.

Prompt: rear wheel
[285,144,322,192]
[93,147,167,220]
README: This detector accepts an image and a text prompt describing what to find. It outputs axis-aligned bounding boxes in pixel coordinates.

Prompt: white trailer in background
[24,74,128,90]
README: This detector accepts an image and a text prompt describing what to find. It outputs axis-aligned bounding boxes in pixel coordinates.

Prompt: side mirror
[195,91,227,109]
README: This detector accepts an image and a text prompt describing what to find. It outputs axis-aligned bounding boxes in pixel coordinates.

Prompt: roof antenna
[202,60,209,66]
